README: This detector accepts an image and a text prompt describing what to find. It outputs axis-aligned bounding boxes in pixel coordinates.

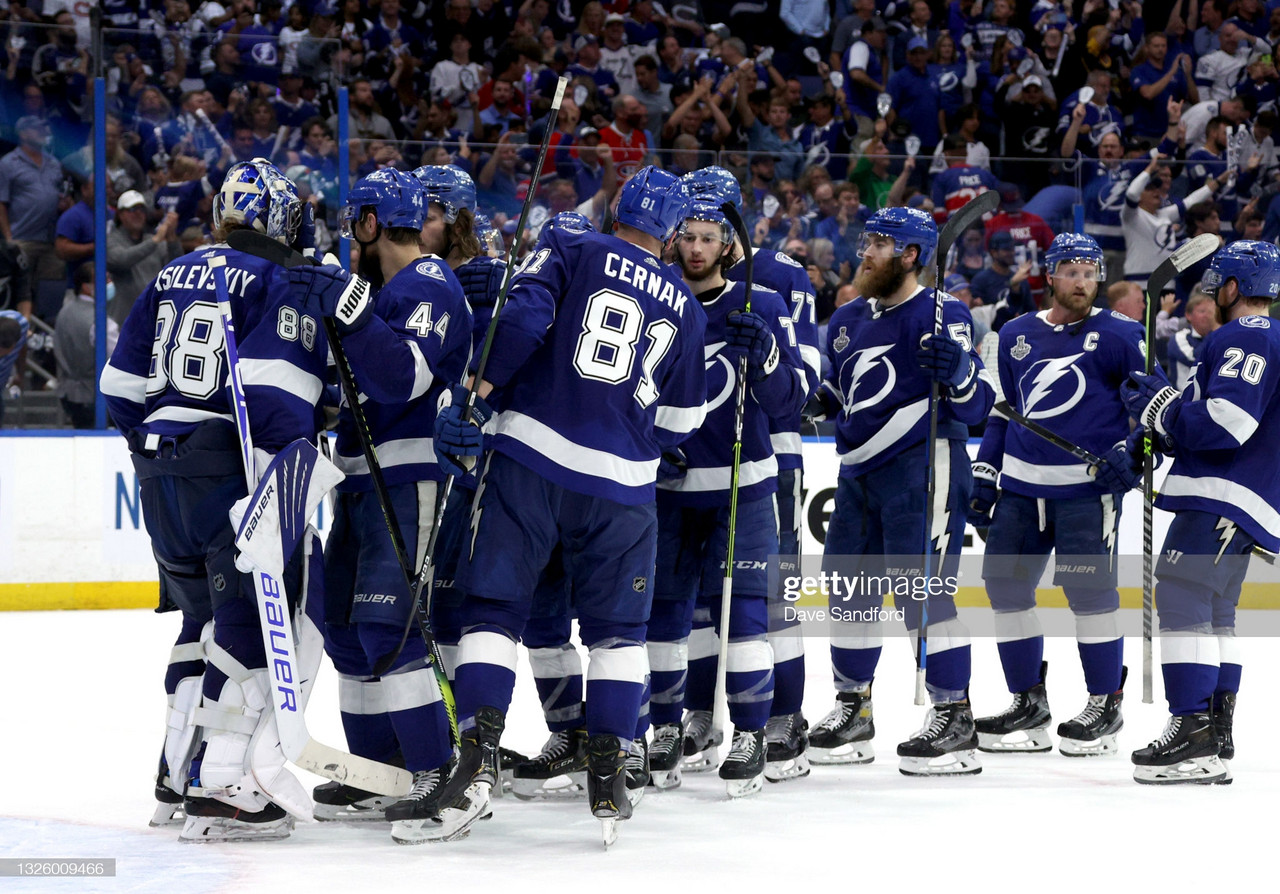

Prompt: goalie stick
[209,252,412,797]
[919,188,999,704]
[1140,232,1221,703]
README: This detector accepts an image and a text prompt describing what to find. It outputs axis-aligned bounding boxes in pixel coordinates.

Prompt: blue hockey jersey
[101,245,327,452]
[333,256,473,491]
[977,308,1146,499]
[822,287,994,478]
[480,228,708,505]
[728,249,820,472]
[658,280,805,508]
[1157,314,1280,551]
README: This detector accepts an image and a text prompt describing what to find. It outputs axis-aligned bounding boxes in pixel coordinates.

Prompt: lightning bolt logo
[842,344,896,415]
[1021,353,1087,419]
[1215,517,1237,565]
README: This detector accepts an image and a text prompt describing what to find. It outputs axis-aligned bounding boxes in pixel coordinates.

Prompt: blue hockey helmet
[1201,239,1280,299]
[614,166,690,242]
[682,166,743,211]
[213,157,302,245]
[857,206,938,268]
[545,211,596,233]
[412,164,477,223]
[340,168,427,237]
[1044,232,1105,279]
[677,200,733,243]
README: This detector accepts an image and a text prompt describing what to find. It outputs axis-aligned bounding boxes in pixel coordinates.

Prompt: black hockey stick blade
[226,228,318,268]
[938,189,1000,262]
[993,400,1106,470]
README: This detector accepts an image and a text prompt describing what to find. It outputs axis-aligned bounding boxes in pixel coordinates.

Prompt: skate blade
[648,767,683,790]
[898,750,983,777]
[724,773,764,799]
[1133,755,1227,785]
[1215,760,1233,785]
[179,815,294,843]
[680,748,719,773]
[624,784,646,807]
[601,818,618,848]
[977,729,1053,753]
[391,781,491,844]
[510,771,587,801]
[764,752,812,783]
[809,741,875,765]
[150,801,186,828]
[1058,734,1119,757]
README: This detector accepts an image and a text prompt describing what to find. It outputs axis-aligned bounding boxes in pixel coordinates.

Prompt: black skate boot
[764,712,811,783]
[151,753,186,828]
[1132,712,1226,784]
[313,780,402,822]
[718,728,766,798]
[625,737,649,806]
[1213,691,1236,785]
[511,728,588,801]
[809,688,875,765]
[681,709,723,772]
[401,706,505,842]
[647,722,683,790]
[180,797,294,843]
[1058,666,1126,757]
[976,662,1052,753]
[586,735,632,847]
[385,767,450,843]
[898,702,983,776]
[497,746,529,796]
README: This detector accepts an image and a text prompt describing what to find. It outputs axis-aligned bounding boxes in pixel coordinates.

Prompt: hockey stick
[1140,232,1220,703]
[375,76,571,679]
[919,188,999,704]
[993,400,1106,470]
[209,252,412,797]
[713,201,754,738]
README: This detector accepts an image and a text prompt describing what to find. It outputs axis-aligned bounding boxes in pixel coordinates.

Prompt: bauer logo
[1241,315,1271,328]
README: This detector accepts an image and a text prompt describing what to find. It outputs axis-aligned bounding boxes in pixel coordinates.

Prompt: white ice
[2,608,1275,893]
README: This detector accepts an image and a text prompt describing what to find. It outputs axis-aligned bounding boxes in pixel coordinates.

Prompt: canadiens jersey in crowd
[823,287,993,478]
[333,256,472,491]
[101,245,327,451]
[728,249,821,471]
[980,308,1146,500]
[480,227,708,505]
[1157,314,1280,552]
[658,280,806,509]
[931,164,1000,224]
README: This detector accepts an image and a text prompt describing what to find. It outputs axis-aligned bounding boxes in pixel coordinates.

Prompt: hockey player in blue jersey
[100,159,331,841]
[806,206,996,776]
[969,233,1147,757]
[644,201,808,797]
[285,169,475,842]
[430,166,707,840]
[1122,239,1280,784]
[679,167,821,783]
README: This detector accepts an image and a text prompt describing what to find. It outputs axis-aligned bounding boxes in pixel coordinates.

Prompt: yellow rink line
[3,582,1280,612]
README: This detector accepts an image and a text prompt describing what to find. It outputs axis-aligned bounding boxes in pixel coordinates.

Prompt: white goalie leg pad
[194,641,312,821]
[163,621,214,797]
[294,527,326,712]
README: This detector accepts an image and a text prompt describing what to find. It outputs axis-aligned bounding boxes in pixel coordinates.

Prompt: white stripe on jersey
[770,431,802,456]
[240,357,324,405]
[1205,396,1258,445]
[799,344,822,384]
[839,398,928,466]
[99,364,147,404]
[144,406,234,426]
[1162,473,1280,541]
[1002,454,1096,487]
[662,455,779,494]
[497,410,659,487]
[407,340,435,401]
[335,436,435,477]
[655,401,707,437]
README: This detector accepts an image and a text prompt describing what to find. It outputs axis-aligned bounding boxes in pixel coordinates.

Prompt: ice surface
[1,609,1274,892]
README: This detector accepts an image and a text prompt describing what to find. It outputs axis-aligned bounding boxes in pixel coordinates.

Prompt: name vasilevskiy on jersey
[154,264,259,297]
[603,252,687,315]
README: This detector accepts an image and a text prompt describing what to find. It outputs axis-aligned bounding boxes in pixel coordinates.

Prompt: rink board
[1,432,1276,611]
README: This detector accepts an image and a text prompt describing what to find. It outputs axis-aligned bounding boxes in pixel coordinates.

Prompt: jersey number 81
[573,288,677,408]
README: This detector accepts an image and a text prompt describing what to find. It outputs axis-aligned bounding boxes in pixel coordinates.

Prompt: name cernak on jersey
[603,252,688,316]
[155,263,259,298]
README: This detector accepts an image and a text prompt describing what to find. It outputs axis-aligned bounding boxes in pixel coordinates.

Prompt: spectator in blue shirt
[888,36,944,154]
[55,174,100,293]
[1130,33,1198,140]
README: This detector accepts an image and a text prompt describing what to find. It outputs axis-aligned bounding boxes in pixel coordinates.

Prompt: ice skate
[395,706,504,842]
[386,768,452,843]
[586,734,631,848]
[897,702,983,776]
[809,689,875,765]
[647,722,684,790]
[510,729,588,801]
[313,781,399,822]
[764,712,811,782]
[1058,667,1126,757]
[150,754,185,828]
[497,746,528,796]
[1213,692,1236,785]
[179,796,294,843]
[976,663,1052,753]
[1132,712,1226,785]
[625,737,649,806]
[719,728,765,798]
[681,709,723,772]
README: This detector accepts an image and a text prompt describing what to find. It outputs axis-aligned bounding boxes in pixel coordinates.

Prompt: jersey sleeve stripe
[99,364,148,403]
[1205,396,1259,445]
[1162,473,1280,542]
[770,431,802,456]
[497,410,659,487]
[144,406,234,426]
[839,398,928,466]
[660,456,778,494]
[1002,454,1096,487]
[239,358,324,406]
[655,402,708,436]
[799,344,822,383]
[334,436,436,477]
[407,340,435,401]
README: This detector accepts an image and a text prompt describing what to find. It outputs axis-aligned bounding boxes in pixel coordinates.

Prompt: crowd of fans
[0,0,1276,427]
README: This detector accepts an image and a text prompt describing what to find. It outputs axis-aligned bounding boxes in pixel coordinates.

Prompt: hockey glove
[433,385,494,478]
[287,257,374,334]
[917,332,976,393]
[658,448,688,481]
[1120,370,1180,439]
[968,461,998,528]
[1095,426,1165,493]
[725,310,780,382]
[295,200,317,259]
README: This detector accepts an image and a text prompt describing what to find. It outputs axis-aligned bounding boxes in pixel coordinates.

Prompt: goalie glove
[286,253,374,334]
